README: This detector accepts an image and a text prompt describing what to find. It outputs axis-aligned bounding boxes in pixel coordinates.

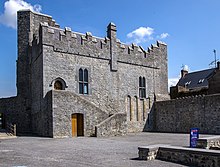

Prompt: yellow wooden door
[72,114,77,137]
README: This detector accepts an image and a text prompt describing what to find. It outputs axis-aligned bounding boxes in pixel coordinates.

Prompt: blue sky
[1,0,220,97]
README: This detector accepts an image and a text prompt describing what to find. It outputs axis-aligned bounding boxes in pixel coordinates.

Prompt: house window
[139,77,146,98]
[198,79,204,84]
[79,68,89,95]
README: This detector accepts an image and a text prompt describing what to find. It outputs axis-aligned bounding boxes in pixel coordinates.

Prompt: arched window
[79,68,89,95]
[135,96,139,121]
[54,80,63,90]
[127,96,132,121]
[139,76,146,98]
[52,78,67,90]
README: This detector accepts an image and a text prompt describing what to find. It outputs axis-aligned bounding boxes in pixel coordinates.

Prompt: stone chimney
[107,22,116,40]
[107,22,117,71]
[181,65,189,78]
[217,61,220,70]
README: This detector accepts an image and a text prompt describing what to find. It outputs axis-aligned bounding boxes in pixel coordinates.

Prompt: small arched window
[52,78,67,90]
[79,68,89,95]
[139,76,146,98]
[54,80,63,90]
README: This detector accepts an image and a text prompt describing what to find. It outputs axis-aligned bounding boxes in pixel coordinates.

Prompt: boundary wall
[154,94,220,134]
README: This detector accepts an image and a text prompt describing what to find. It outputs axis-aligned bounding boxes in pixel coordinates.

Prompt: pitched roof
[177,68,215,89]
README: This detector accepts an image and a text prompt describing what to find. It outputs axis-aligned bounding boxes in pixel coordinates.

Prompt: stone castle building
[0,10,168,137]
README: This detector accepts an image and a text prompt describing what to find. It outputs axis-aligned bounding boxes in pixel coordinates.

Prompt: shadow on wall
[143,103,155,132]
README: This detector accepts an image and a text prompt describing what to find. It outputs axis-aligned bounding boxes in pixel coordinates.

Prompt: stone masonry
[153,94,220,134]
[0,10,168,137]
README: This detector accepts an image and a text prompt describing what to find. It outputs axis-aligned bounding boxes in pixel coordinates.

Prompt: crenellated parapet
[37,21,167,69]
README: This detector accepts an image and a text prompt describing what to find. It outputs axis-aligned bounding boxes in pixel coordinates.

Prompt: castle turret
[17,10,59,98]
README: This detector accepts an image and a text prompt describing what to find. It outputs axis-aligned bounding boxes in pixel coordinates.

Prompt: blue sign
[190,128,199,148]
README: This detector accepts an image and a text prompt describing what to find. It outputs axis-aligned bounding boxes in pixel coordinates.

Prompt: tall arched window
[139,76,146,98]
[79,68,89,95]
[127,96,132,121]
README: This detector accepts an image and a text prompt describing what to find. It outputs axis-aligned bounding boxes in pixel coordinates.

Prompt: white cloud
[127,27,154,44]
[0,0,42,29]
[159,33,169,39]
[168,77,180,88]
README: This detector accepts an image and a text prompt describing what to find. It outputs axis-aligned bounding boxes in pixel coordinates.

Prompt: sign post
[190,128,199,148]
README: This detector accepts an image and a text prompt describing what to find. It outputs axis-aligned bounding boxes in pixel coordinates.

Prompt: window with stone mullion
[139,77,146,98]
[79,68,89,95]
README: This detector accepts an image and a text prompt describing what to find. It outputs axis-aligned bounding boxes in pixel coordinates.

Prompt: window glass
[79,83,83,94]
[54,80,62,90]
[79,69,83,81]
[79,68,89,95]
[84,69,88,82]
[84,83,88,94]
[139,77,142,87]
[143,77,146,88]
[139,76,146,98]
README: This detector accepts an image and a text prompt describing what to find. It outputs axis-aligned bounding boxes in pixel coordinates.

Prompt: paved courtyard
[0,132,211,167]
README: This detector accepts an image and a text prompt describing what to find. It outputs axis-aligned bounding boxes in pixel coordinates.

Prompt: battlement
[18,9,60,29]
[37,22,167,69]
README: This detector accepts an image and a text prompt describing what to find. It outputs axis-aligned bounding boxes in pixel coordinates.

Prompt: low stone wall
[0,96,31,134]
[197,136,220,149]
[139,145,220,167]
[95,113,127,137]
[154,94,220,134]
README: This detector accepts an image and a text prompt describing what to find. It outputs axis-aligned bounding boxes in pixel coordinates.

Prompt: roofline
[185,68,215,76]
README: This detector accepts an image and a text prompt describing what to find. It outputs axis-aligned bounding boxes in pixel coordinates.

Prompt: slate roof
[177,68,215,89]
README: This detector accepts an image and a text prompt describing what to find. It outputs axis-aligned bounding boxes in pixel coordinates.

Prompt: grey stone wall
[158,147,220,167]
[15,10,60,134]
[39,26,168,114]
[139,145,220,167]
[95,113,127,137]
[31,91,53,137]
[154,94,220,134]
[52,90,109,137]
[126,97,151,133]
[0,97,31,134]
[10,10,168,137]
[208,70,220,94]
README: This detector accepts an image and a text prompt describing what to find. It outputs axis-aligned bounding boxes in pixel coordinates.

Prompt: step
[0,132,17,139]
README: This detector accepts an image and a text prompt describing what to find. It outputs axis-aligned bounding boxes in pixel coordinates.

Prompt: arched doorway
[71,113,84,137]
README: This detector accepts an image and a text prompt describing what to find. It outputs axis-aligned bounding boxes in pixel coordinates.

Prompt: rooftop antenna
[214,49,217,68]
[209,49,218,68]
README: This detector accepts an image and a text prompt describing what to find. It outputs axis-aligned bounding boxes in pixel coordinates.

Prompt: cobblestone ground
[0,132,211,167]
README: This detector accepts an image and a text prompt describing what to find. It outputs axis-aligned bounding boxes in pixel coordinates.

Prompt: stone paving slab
[0,132,213,167]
